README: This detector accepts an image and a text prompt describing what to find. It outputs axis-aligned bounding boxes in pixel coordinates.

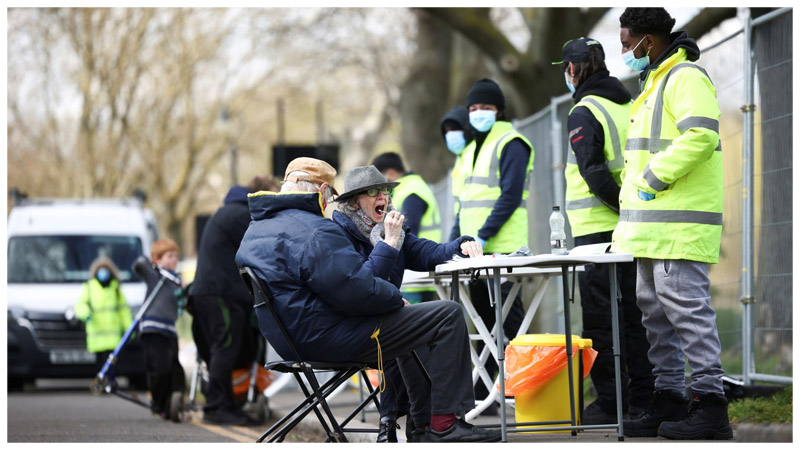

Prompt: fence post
[739,7,755,386]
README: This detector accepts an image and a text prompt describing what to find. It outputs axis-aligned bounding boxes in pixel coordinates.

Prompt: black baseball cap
[552,37,605,65]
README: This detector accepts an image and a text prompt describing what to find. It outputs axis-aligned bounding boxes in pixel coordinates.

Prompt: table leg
[610,263,625,441]
[491,268,507,442]
[562,265,577,436]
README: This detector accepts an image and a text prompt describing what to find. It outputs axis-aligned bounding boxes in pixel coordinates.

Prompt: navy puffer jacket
[235,191,403,363]
[331,210,473,288]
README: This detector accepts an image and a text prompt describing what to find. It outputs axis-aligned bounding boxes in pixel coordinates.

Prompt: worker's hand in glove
[638,190,655,201]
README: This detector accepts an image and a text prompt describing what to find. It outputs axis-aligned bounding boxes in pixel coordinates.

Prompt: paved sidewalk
[264,384,747,443]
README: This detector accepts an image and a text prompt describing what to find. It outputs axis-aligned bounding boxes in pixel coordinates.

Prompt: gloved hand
[476,237,487,248]
[638,190,655,201]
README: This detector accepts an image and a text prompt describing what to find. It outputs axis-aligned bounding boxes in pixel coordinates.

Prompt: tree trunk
[398,9,455,183]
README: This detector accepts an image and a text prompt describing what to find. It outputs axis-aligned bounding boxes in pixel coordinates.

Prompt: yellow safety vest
[74,278,133,353]
[565,95,630,237]
[611,48,723,263]
[457,121,534,254]
[392,173,442,242]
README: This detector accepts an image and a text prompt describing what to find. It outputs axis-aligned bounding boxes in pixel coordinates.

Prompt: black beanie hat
[466,78,505,110]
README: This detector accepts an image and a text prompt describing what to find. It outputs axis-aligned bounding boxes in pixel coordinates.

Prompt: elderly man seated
[235,157,500,443]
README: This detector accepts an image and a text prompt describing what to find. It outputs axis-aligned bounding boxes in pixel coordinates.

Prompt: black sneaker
[377,417,398,443]
[420,419,501,443]
[582,401,618,425]
[626,404,647,420]
[658,392,734,440]
[623,390,689,437]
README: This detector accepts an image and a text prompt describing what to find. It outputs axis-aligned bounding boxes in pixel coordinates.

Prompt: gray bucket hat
[333,165,400,203]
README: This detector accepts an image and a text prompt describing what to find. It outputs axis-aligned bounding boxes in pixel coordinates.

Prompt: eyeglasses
[365,186,392,197]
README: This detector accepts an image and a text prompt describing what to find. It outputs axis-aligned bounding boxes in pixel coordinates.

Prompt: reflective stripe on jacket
[611,48,723,263]
[74,278,133,353]
[457,121,534,253]
[565,95,629,237]
[393,173,442,243]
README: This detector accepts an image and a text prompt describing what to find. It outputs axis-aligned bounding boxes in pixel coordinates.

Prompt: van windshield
[7,235,144,283]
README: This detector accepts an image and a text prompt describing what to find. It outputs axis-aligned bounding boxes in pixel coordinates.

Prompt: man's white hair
[282,171,334,204]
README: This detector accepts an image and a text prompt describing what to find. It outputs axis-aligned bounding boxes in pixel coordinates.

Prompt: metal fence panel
[751,11,793,379]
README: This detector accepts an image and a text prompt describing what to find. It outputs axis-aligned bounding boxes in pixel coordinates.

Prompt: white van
[7,197,159,389]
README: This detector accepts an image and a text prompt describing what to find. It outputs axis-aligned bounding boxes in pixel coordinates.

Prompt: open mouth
[375,204,386,218]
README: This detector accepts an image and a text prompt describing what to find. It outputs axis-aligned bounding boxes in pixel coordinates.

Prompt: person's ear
[318,182,329,204]
[644,34,654,53]
[567,62,575,77]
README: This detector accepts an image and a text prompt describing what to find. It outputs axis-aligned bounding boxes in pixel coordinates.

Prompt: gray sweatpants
[636,258,725,395]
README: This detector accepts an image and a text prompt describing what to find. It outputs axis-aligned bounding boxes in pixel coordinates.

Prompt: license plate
[49,349,96,365]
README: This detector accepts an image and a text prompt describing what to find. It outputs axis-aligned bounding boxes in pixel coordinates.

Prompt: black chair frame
[240,267,383,443]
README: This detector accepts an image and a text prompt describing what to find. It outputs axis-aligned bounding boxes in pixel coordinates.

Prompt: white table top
[435,251,633,274]
[402,265,566,288]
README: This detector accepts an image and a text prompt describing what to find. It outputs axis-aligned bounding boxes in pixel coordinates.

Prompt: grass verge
[728,385,792,424]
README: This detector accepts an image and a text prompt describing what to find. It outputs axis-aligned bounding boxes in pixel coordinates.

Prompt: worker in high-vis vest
[372,152,442,303]
[439,105,472,241]
[612,8,732,441]
[452,78,534,414]
[557,36,655,427]
[74,256,133,383]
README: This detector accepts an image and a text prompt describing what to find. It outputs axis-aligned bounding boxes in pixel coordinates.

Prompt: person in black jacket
[236,157,501,443]
[190,174,278,426]
[557,36,654,424]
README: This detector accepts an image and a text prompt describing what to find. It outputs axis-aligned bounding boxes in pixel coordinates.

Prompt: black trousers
[191,295,249,414]
[575,231,655,412]
[141,333,185,414]
[468,279,525,401]
[378,346,432,426]
[350,301,474,417]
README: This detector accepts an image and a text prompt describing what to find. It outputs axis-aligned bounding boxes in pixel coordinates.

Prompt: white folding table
[404,266,567,420]
[433,251,633,442]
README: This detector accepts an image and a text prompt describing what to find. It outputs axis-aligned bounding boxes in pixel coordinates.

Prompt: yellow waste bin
[503,334,596,433]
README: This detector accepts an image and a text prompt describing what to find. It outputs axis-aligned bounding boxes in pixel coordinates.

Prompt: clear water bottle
[549,206,567,255]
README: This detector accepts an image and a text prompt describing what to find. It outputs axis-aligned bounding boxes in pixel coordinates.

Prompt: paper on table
[568,242,612,256]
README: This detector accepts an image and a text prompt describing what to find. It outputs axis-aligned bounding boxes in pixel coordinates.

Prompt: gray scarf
[337,199,405,250]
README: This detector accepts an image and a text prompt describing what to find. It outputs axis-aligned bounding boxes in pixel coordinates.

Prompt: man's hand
[384,210,404,248]
[402,298,411,306]
[460,240,484,258]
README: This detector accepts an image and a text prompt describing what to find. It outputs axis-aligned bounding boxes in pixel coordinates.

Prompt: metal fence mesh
[750,11,793,378]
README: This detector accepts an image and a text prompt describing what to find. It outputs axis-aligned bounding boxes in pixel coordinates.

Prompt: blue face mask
[445,130,466,155]
[564,72,576,94]
[96,267,111,284]
[469,109,496,132]
[622,35,650,71]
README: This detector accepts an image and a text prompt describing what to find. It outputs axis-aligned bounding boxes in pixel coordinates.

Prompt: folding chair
[239,267,383,443]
